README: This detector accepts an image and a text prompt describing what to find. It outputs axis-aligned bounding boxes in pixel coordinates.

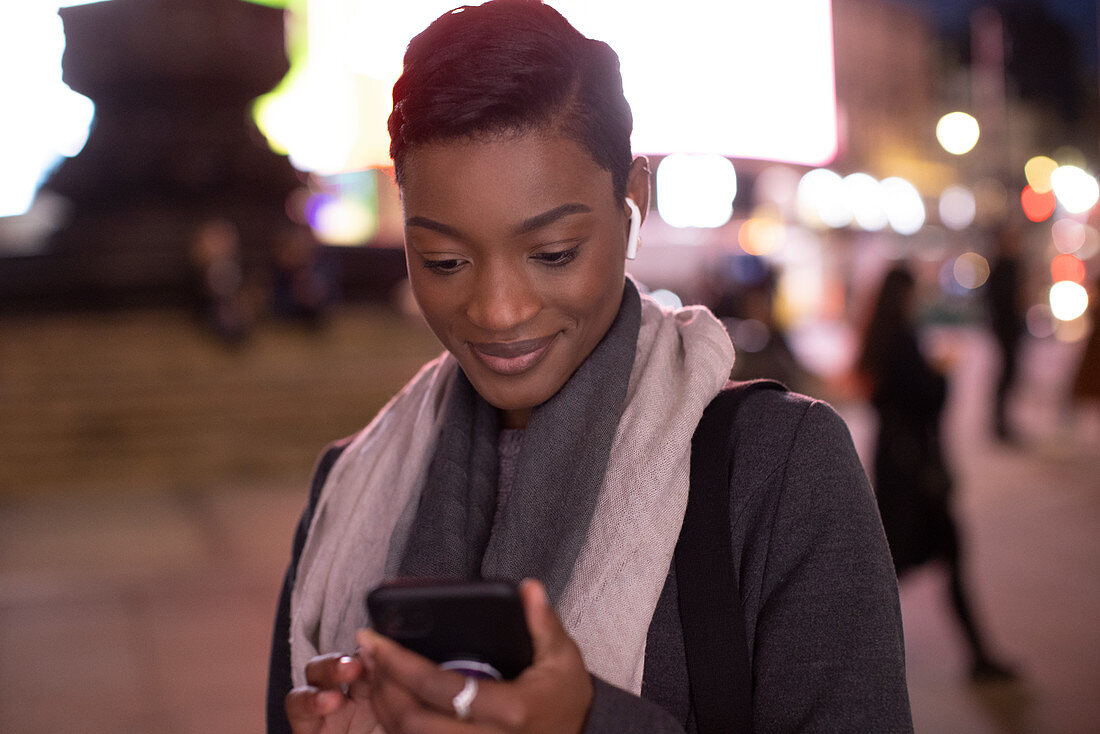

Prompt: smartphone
[366,578,534,680]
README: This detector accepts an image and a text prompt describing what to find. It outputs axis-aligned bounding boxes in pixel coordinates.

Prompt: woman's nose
[465,264,541,333]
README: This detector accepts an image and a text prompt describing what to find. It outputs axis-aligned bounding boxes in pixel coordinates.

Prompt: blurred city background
[1,0,1098,731]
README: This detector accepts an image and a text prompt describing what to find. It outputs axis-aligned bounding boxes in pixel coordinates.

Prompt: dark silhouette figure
[708,256,818,396]
[1072,277,1100,398]
[189,218,253,344]
[1068,275,1100,443]
[271,227,333,326]
[858,265,1015,683]
[986,226,1026,442]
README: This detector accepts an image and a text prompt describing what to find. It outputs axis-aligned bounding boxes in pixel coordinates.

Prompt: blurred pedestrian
[271,226,332,327]
[188,217,254,344]
[1068,274,1100,445]
[712,258,819,395]
[858,264,1016,683]
[986,224,1026,442]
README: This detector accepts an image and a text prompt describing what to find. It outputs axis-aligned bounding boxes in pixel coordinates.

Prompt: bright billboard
[257,0,839,172]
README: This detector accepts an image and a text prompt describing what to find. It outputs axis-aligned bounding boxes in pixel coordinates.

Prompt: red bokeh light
[1021,185,1056,222]
[1051,254,1086,284]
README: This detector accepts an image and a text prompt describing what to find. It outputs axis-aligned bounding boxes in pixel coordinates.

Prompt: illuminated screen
[560,0,838,164]
[258,0,838,172]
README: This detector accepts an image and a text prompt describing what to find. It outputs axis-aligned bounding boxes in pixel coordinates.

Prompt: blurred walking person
[987,225,1026,442]
[1068,274,1100,446]
[858,265,1016,682]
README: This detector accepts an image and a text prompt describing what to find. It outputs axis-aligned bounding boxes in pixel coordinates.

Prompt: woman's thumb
[519,578,566,661]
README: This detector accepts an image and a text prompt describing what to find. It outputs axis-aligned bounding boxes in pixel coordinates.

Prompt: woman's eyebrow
[514,203,592,235]
[404,216,464,239]
[404,203,592,240]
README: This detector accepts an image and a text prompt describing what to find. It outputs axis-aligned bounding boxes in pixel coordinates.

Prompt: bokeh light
[1025,303,1056,338]
[309,195,377,245]
[936,112,980,155]
[796,168,851,229]
[1021,185,1056,222]
[656,154,737,228]
[1051,218,1087,254]
[1050,165,1100,214]
[728,318,771,353]
[953,252,991,290]
[1079,225,1100,260]
[1024,155,1059,194]
[1049,280,1089,321]
[843,173,888,231]
[778,262,826,325]
[881,177,925,235]
[738,216,785,256]
[303,171,380,245]
[1051,254,1086,284]
[938,184,976,230]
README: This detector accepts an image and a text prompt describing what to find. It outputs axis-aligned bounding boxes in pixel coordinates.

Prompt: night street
[1,307,1096,733]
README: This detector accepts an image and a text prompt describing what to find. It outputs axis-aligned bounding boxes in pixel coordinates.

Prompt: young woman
[268,2,912,732]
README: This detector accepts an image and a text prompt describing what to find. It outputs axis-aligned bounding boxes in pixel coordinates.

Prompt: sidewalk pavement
[0,314,1097,733]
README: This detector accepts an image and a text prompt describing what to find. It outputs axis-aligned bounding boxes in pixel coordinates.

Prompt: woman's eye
[422,258,465,274]
[533,245,580,267]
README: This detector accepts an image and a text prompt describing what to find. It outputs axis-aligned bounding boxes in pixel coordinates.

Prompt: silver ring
[452,676,478,720]
[439,660,502,680]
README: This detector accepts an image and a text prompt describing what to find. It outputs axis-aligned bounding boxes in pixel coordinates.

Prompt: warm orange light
[1051,254,1086,284]
[1024,156,1058,194]
[738,217,784,256]
[1021,185,1056,222]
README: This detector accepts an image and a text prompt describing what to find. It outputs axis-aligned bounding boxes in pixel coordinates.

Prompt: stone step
[0,307,443,495]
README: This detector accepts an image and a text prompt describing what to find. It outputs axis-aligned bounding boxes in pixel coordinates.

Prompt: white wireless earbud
[625,197,642,260]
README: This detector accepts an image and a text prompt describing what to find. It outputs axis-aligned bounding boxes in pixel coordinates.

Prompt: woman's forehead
[399,132,616,216]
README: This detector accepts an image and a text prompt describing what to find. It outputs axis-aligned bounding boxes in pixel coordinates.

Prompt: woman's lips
[469,334,557,375]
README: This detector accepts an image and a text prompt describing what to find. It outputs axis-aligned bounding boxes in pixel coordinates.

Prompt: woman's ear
[624,156,651,260]
[625,156,651,222]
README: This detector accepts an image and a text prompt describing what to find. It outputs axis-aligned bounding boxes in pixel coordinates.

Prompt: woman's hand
[359,578,593,734]
[285,653,380,734]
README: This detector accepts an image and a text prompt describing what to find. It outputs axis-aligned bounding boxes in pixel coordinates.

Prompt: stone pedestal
[34,0,302,308]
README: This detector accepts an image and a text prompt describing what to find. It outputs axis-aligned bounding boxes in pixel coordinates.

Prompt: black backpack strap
[676,379,787,733]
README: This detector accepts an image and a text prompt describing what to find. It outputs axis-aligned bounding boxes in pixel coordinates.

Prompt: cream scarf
[289,286,735,694]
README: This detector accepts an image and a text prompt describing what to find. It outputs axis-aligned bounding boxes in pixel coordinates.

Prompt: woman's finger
[370,672,502,734]
[359,629,474,712]
[285,686,345,733]
[305,653,364,689]
[360,628,523,726]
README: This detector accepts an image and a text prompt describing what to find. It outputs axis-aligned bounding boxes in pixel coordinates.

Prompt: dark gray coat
[267,389,913,733]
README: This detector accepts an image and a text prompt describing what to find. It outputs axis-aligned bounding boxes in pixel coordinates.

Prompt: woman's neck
[499,407,531,429]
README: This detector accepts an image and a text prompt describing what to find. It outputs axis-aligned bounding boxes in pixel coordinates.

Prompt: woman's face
[400,132,647,428]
